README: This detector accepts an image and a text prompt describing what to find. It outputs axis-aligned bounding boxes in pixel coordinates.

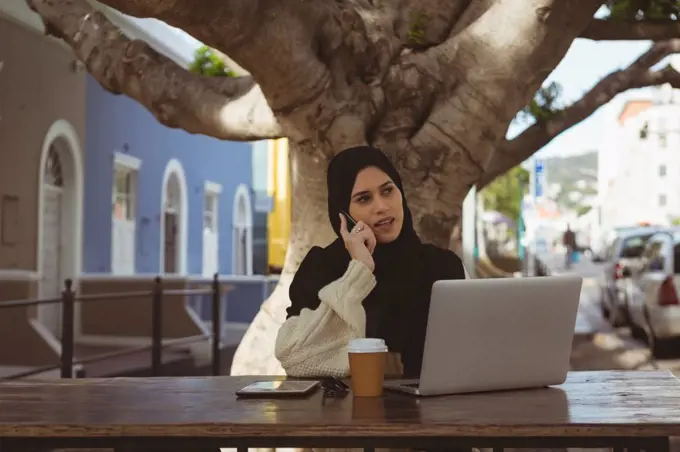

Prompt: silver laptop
[384,276,582,396]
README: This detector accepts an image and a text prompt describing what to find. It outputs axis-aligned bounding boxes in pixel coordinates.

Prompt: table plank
[0,371,679,438]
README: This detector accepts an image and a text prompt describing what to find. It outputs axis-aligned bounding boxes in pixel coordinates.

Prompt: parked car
[622,228,680,357]
[591,224,663,262]
[598,227,661,327]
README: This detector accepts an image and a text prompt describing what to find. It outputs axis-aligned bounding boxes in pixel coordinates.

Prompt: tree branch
[637,64,680,87]
[581,18,680,41]
[27,0,281,141]
[478,39,680,189]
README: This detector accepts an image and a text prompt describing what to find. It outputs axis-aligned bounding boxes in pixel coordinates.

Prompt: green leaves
[517,81,563,123]
[480,165,530,224]
[188,45,237,77]
[406,13,428,47]
[605,0,680,20]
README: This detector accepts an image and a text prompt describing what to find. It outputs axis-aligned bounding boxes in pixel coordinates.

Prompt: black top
[286,241,466,378]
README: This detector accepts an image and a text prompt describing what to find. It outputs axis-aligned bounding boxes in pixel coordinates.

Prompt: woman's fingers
[339,213,349,241]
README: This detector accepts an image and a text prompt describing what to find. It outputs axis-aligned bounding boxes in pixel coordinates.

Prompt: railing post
[60,279,75,379]
[151,276,163,376]
[211,273,221,376]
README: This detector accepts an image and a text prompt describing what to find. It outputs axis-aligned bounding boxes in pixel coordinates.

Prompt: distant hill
[543,151,598,186]
[541,151,598,211]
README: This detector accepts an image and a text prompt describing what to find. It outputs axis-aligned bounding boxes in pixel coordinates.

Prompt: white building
[597,85,680,230]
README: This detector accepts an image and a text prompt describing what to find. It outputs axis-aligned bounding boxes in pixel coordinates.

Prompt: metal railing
[186,274,279,324]
[0,274,226,380]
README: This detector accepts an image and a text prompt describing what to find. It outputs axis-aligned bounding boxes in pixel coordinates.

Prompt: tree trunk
[230,141,467,375]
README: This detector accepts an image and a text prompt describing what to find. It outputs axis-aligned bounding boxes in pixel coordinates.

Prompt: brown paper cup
[352,394,386,419]
[348,338,388,397]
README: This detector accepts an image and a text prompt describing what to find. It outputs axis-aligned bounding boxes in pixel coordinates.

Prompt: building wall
[0,18,86,271]
[267,139,292,272]
[251,140,270,275]
[601,100,680,229]
[83,76,253,275]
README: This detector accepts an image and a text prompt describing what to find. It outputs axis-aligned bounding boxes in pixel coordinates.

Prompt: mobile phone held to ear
[341,211,357,233]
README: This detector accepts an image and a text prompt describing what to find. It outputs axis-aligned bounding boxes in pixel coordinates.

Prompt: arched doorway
[159,159,188,274]
[232,184,253,276]
[37,119,84,338]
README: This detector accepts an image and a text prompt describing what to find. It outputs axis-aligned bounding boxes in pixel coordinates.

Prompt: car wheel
[608,292,630,328]
[643,306,665,359]
[607,303,625,328]
[621,294,632,327]
[600,289,610,319]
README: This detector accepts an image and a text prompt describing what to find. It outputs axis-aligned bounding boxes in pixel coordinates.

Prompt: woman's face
[348,166,404,244]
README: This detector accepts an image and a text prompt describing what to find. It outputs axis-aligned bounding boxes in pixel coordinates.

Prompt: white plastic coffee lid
[347,338,388,353]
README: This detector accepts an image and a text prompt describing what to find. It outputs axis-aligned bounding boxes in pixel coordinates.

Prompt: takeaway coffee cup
[348,338,388,397]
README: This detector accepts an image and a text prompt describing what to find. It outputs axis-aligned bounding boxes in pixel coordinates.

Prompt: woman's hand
[339,213,376,272]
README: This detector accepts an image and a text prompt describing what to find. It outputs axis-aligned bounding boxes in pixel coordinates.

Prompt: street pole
[518,177,525,261]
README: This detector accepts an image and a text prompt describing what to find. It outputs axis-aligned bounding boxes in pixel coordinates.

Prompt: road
[539,252,680,376]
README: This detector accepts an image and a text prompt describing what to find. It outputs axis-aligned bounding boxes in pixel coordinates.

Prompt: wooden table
[0,371,679,451]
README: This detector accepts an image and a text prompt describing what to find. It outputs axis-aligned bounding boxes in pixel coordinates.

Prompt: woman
[275,146,467,379]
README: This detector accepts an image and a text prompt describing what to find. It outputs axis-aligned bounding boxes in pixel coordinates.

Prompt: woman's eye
[381,187,393,196]
[357,195,370,204]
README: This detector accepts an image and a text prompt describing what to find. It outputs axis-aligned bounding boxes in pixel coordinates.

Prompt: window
[45,145,64,187]
[113,169,135,220]
[204,192,218,233]
[620,234,653,259]
[660,194,668,207]
[642,239,667,272]
[232,184,254,276]
[202,181,222,277]
[674,243,680,274]
[659,165,667,177]
[672,233,680,274]
[605,238,620,262]
[640,122,649,139]
[111,152,141,275]
[659,133,667,148]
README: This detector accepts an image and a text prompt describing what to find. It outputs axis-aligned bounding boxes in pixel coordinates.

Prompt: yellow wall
[267,139,291,272]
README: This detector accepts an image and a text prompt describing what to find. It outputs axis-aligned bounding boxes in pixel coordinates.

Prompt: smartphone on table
[235,380,321,398]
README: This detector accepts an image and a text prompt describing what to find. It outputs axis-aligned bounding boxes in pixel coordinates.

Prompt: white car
[623,228,680,357]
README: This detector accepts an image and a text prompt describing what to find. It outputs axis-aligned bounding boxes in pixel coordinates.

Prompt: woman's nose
[373,197,388,213]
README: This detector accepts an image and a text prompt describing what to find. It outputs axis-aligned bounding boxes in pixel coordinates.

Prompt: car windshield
[619,234,653,259]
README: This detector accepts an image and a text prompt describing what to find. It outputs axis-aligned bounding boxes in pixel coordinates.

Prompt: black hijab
[326,146,422,267]
[287,146,466,377]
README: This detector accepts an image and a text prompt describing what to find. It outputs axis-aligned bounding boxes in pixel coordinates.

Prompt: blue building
[0,3,273,374]
[82,76,255,277]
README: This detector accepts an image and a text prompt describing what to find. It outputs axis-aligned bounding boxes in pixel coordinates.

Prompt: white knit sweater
[275,260,376,377]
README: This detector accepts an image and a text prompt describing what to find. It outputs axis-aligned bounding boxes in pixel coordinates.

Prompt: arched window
[232,184,253,275]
